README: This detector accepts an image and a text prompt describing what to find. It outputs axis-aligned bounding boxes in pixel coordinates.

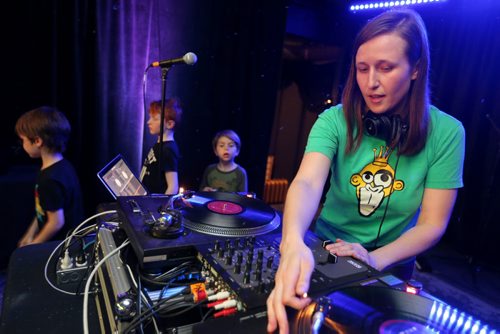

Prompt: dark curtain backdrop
[2,0,499,269]
[91,0,287,203]
[0,0,286,268]
[421,3,500,261]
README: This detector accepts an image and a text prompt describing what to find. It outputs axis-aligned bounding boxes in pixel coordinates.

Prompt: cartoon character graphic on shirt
[140,148,157,179]
[350,146,404,217]
[34,184,46,223]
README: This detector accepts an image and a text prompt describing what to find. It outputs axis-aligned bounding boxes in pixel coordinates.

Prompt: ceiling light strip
[350,0,444,11]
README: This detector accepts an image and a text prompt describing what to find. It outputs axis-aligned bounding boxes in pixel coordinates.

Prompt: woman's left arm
[369,188,457,271]
[325,188,457,271]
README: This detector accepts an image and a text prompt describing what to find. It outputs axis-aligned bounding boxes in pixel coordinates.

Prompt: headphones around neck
[363,111,408,146]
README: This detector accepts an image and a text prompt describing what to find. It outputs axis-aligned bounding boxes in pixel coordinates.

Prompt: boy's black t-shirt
[140,141,180,194]
[35,159,83,241]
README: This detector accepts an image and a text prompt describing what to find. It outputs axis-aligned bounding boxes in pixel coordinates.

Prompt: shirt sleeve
[305,106,341,160]
[238,167,248,192]
[199,166,210,190]
[425,113,466,189]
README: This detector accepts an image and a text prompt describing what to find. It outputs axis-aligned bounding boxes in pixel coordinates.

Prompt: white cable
[83,239,130,334]
[66,210,118,248]
[43,210,117,295]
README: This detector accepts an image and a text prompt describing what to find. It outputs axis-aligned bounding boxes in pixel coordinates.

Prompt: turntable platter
[294,286,495,333]
[180,191,280,236]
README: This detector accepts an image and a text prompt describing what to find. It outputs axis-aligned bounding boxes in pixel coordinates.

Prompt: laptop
[97,154,148,199]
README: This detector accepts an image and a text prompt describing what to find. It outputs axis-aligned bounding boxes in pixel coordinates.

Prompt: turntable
[293,285,496,333]
[181,191,280,236]
[116,192,281,268]
[103,193,497,334]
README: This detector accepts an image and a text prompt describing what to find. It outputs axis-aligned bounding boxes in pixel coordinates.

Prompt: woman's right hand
[266,238,315,333]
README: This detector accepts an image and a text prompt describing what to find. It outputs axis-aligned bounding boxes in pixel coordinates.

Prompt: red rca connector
[214,307,237,318]
[195,289,207,302]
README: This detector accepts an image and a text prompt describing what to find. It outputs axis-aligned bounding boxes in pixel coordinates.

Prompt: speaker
[363,111,407,145]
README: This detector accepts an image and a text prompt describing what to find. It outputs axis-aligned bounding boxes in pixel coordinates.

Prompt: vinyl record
[293,286,492,333]
[180,191,280,236]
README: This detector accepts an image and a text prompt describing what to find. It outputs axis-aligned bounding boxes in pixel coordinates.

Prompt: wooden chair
[262,155,289,204]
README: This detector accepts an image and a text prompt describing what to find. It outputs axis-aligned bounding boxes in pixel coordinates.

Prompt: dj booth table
[2,194,496,334]
[0,241,270,334]
[0,242,100,334]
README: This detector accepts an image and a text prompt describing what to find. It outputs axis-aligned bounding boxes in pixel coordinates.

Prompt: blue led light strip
[350,0,445,11]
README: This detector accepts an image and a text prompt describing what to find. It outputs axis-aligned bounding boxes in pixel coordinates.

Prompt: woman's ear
[411,68,418,80]
[411,63,419,80]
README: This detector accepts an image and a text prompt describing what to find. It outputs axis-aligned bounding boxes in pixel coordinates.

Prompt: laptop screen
[97,154,148,199]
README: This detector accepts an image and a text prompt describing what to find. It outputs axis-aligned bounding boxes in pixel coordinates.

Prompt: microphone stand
[158,66,171,192]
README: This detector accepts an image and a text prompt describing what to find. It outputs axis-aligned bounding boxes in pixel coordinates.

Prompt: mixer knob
[236,251,243,264]
[256,258,263,270]
[243,271,251,284]
[266,256,274,269]
[225,254,233,266]
[218,248,225,258]
[234,263,241,274]
[257,249,264,260]
[255,269,262,282]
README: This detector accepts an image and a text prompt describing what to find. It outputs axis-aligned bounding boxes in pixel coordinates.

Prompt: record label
[207,201,243,215]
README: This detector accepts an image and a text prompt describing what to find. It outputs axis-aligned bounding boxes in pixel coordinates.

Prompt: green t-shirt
[306,104,465,248]
[199,164,248,192]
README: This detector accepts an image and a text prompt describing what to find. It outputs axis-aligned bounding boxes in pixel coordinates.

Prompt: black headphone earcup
[363,112,406,145]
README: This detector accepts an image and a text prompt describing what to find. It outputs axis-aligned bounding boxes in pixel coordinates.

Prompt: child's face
[214,136,239,163]
[146,113,163,136]
[19,135,41,158]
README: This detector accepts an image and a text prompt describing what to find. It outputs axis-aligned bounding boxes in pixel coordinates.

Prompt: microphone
[151,52,198,68]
